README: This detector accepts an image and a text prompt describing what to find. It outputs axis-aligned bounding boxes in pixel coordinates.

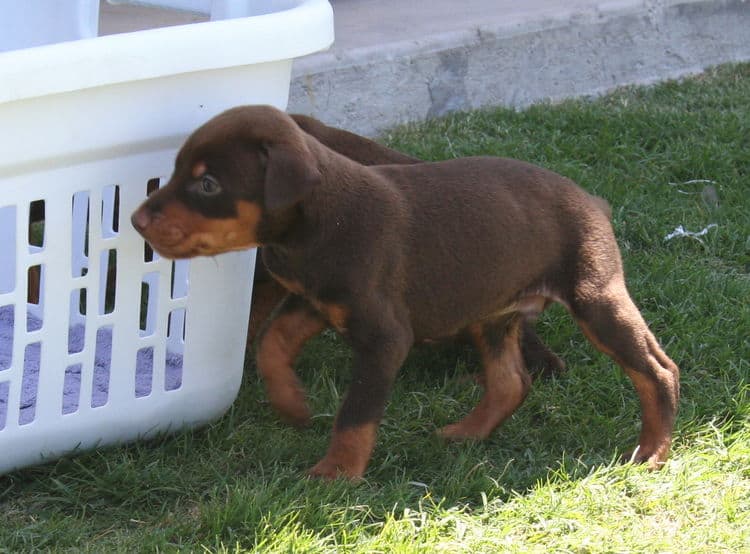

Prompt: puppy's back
[374,156,607,233]
[371,157,614,337]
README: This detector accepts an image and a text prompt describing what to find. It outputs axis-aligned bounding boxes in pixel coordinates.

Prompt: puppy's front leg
[256,295,327,427]
[309,316,413,481]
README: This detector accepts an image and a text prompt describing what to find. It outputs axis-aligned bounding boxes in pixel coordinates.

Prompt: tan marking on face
[192,162,207,179]
[138,200,263,259]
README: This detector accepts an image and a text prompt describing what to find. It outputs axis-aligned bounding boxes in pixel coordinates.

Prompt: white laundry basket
[0,0,100,52]
[0,0,334,475]
[106,0,297,19]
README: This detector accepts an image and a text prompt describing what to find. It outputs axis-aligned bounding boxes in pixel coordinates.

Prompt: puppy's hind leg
[247,279,289,347]
[571,279,680,469]
[521,318,566,378]
[439,315,532,440]
[256,294,327,427]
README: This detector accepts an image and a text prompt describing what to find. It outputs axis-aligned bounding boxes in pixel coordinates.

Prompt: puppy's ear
[262,141,321,211]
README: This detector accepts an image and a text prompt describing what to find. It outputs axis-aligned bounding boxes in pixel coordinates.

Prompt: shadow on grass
[3,63,750,550]
[239,327,640,496]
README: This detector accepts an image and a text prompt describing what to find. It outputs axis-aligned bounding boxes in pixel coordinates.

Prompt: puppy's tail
[590,194,612,220]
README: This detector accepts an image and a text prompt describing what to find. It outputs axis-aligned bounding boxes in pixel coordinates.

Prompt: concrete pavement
[98,0,750,136]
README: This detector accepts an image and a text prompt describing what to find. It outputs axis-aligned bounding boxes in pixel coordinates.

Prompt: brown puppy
[247,114,565,377]
[131,105,680,480]
[244,113,419,344]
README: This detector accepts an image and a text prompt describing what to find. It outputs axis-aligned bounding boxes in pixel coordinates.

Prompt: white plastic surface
[0,0,333,475]
[108,0,213,13]
[106,0,298,19]
[0,0,100,52]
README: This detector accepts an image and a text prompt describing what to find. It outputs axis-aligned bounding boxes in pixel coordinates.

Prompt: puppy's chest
[264,260,350,334]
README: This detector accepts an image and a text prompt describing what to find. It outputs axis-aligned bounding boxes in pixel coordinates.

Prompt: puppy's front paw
[437,422,488,441]
[277,402,312,428]
[267,384,312,428]
[307,458,363,482]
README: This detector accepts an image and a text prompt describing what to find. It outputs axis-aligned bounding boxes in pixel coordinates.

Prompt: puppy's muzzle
[130,206,153,234]
[131,205,186,245]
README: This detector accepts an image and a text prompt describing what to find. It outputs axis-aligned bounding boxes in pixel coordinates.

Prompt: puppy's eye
[193,175,221,196]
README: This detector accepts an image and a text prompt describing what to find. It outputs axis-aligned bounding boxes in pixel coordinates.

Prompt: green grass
[2,63,749,552]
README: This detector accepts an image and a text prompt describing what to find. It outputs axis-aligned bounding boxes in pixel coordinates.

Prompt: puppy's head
[130,105,321,259]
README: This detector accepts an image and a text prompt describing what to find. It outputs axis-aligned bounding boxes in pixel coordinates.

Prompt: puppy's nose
[131,207,152,233]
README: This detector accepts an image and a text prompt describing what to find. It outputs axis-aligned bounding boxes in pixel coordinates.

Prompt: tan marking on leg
[576,319,617,359]
[310,301,349,333]
[517,297,566,377]
[271,275,305,296]
[256,309,326,427]
[521,319,566,377]
[439,320,531,440]
[247,281,288,346]
[573,287,679,469]
[308,422,378,481]
[622,368,673,467]
[323,304,349,331]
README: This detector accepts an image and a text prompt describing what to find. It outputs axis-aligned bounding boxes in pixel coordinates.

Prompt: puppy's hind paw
[621,443,671,471]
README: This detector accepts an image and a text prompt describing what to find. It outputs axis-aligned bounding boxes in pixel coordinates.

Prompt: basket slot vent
[0,305,13,371]
[165,309,185,392]
[62,363,82,415]
[139,272,160,336]
[144,242,155,264]
[26,265,44,331]
[68,289,86,353]
[99,250,117,315]
[135,347,154,398]
[27,265,41,305]
[170,261,189,300]
[101,185,120,238]
[147,177,161,194]
[143,178,161,263]
[0,381,8,430]
[19,342,41,425]
[28,200,45,250]
[91,326,112,408]
[0,206,16,294]
[168,307,186,344]
[71,191,90,278]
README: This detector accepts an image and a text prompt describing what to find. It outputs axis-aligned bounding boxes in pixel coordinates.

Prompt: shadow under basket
[0,0,334,474]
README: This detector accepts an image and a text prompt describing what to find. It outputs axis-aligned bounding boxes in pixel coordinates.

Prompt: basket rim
[0,0,333,105]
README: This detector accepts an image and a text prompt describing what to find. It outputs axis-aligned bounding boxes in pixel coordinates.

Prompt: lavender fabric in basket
[0,305,183,429]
